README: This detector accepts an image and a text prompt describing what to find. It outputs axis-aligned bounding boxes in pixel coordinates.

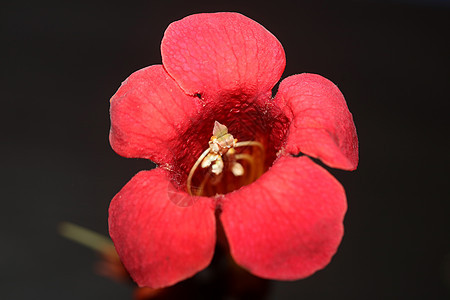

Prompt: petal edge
[220,156,346,280]
[161,12,285,101]
[274,73,358,170]
[109,65,201,164]
[109,169,216,288]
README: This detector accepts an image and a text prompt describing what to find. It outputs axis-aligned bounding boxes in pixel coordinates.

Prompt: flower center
[166,99,289,205]
[186,121,265,196]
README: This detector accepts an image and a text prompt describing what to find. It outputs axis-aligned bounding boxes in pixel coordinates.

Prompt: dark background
[2,0,449,299]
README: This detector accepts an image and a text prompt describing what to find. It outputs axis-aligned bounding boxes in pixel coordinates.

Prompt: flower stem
[58,222,113,252]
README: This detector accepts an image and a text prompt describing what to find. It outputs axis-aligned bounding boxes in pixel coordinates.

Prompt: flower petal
[109,65,201,163]
[109,169,216,288]
[274,74,358,170]
[161,12,285,101]
[220,156,346,280]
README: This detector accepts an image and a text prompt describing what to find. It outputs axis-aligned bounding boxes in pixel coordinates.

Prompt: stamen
[235,140,264,152]
[186,147,211,195]
[186,121,266,196]
[211,156,224,175]
[231,162,244,176]
[235,153,257,185]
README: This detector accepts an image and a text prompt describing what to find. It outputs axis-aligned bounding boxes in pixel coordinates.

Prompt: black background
[2,0,449,299]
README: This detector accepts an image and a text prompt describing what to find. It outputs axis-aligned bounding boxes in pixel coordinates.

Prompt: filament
[187,147,212,196]
[187,140,265,196]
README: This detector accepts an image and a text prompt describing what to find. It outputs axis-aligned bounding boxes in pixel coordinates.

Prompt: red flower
[108,12,358,289]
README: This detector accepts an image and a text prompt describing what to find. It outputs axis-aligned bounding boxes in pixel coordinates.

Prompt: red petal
[109,169,216,288]
[109,65,201,163]
[274,74,358,170]
[220,156,346,280]
[161,12,285,101]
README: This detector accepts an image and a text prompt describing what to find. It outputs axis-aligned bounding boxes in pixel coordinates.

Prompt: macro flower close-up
[108,12,358,289]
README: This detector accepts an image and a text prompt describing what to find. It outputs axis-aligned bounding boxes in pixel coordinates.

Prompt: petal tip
[275,73,359,171]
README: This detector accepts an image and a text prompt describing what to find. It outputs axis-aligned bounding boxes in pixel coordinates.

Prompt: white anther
[231,162,244,176]
[211,158,224,175]
[209,141,220,153]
